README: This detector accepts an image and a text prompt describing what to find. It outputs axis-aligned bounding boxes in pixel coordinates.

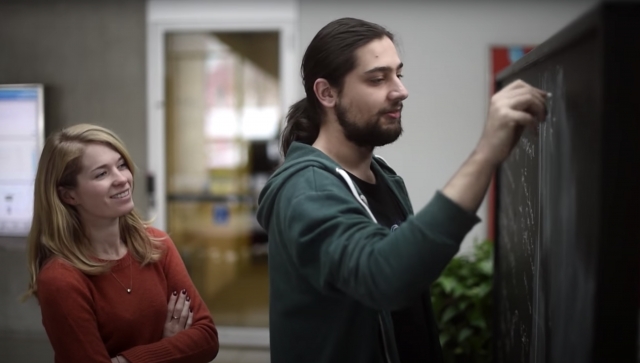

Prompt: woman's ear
[58,187,79,206]
[313,78,338,108]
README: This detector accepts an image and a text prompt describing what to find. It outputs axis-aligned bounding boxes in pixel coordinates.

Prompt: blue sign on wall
[213,205,230,225]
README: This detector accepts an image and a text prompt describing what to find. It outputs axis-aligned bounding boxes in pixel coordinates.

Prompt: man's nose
[390,79,409,101]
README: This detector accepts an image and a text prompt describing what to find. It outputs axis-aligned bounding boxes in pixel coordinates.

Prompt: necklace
[110,254,132,294]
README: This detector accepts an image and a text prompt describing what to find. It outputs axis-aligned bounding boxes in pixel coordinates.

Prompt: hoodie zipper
[378,315,393,363]
[336,167,392,363]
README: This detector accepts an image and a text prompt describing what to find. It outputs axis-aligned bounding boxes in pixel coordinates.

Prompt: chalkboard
[494,3,640,363]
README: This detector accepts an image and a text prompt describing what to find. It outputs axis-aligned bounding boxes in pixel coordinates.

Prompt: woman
[24,124,219,363]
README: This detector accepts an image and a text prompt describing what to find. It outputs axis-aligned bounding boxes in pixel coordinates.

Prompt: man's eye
[397,74,404,79]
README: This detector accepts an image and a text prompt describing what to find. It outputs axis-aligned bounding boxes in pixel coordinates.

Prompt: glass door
[165,32,281,328]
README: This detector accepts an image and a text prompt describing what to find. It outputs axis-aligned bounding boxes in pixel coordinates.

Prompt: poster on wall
[0,84,44,237]
[487,46,534,241]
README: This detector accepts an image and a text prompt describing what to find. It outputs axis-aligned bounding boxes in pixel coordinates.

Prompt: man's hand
[475,79,548,166]
[442,79,548,212]
[163,289,194,338]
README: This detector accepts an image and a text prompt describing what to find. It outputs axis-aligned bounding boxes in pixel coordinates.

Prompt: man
[257,17,547,363]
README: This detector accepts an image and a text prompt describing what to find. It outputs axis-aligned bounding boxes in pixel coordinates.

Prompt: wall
[0,1,147,357]
[299,0,596,253]
[0,0,148,215]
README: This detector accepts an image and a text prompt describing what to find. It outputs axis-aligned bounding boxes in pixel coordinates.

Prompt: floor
[1,333,270,363]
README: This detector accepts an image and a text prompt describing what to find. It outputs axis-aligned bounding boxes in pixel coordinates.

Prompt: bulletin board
[0,84,44,237]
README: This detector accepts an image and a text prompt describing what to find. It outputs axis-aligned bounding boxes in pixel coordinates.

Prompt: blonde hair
[24,124,164,300]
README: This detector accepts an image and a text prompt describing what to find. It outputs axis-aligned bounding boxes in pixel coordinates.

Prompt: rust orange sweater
[36,227,219,363]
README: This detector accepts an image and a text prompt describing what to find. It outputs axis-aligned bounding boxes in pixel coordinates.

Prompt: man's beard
[335,100,403,149]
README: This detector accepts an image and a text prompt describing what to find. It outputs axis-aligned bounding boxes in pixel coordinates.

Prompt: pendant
[127,289,131,293]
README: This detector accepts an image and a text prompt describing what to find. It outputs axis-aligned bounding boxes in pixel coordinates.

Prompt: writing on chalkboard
[497,64,571,362]
[496,4,640,362]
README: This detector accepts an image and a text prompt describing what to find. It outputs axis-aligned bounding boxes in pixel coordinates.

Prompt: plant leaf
[441,306,458,323]
[457,327,473,343]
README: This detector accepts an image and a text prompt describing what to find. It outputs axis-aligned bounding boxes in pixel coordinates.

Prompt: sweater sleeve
[120,229,219,363]
[280,182,480,311]
[37,262,113,363]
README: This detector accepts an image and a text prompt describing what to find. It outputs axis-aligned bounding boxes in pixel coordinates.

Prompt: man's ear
[58,187,79,206]
[313,78,338,108]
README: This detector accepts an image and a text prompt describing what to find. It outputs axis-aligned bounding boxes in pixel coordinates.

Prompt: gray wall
[0,1,147,359]
[0,0,148,214]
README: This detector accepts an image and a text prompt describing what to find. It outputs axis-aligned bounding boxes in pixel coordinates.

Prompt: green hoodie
[257,142,480,363]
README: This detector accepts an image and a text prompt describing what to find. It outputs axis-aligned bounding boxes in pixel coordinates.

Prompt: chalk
[543,93,552,120]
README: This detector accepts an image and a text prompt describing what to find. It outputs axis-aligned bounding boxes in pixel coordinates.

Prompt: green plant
[431,239,493,363]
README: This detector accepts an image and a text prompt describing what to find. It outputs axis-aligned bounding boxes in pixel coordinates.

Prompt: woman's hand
[163,289,194,338]
[110,290,194,362]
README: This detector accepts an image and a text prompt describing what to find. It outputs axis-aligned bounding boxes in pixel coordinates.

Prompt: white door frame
[146,0,300,348]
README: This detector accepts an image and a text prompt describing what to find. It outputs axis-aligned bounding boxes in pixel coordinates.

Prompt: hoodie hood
[256,142,402,231]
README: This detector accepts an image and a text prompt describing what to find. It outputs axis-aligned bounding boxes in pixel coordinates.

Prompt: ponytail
[280,98,320,156]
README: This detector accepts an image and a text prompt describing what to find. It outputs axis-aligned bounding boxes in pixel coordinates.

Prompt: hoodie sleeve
[275,168,479,311]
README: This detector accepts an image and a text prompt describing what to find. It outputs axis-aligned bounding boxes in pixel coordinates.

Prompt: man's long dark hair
[280,18,394,156]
